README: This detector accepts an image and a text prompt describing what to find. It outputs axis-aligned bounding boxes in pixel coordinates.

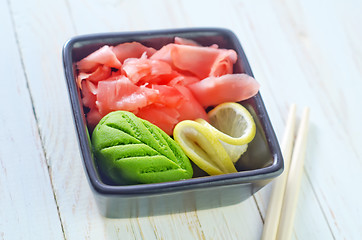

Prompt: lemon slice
[203,102,256,145]
[196,102,256,162]
[173,120,237,175]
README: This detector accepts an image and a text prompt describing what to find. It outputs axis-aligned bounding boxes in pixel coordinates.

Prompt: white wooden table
[1,0,362,239]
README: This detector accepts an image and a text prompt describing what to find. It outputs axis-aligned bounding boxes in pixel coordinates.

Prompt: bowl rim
[63,27,283,196]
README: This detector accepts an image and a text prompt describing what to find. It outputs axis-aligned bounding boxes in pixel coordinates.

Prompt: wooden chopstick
[261,105,310,240]
[261,104,297,240]
[277,107,310,240]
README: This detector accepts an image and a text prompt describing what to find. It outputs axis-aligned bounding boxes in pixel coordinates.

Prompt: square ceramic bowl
[63,28,283,218]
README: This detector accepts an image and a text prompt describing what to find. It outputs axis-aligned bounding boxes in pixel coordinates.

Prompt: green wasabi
[91,111,193,185]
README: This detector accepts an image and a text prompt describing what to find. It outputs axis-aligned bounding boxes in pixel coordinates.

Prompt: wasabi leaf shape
[92,111,193,185]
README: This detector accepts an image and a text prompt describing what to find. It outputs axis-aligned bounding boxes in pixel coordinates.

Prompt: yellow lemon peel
[173,102,256,175]
[173,120,237,175]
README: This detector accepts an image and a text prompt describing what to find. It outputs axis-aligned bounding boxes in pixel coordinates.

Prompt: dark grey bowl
[62,28,283,218]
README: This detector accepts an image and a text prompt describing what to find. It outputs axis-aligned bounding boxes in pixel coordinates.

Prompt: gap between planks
[6,0,67,239]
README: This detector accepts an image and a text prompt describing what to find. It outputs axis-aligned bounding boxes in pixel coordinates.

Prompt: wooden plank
[5,0,105,239]
[271,1,362,239]
[8,0,362,239]
[229,0,362,239]
[214,1,335,239]
[0,1,64,239]
[8,0,265,239]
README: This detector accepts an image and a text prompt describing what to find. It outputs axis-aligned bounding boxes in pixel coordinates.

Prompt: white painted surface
[1,0,362,239]
[0,1,64,239]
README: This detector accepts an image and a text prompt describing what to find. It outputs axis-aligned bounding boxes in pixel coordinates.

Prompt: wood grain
[2,0,362,239]
[0,1,64,239]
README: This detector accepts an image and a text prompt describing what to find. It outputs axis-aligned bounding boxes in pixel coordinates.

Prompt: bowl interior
[63,28,283,194]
